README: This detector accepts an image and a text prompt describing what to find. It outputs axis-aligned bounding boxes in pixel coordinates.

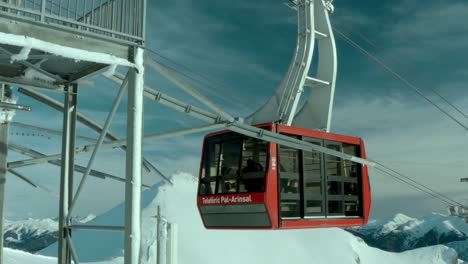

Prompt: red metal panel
[263,124,279,229]
[360,139,372,225]
[204,122,274,139]
[278,125,362,145]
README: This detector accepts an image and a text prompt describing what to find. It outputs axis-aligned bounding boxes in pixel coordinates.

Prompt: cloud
[333,94,468,217]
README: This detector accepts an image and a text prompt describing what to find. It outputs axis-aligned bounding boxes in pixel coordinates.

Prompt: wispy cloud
[333,94,468,216]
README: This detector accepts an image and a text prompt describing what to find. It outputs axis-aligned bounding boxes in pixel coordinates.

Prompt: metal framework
[0,1,374,264]
[0,0,149,263]
[0,0,145,44]
[247,0,337,132]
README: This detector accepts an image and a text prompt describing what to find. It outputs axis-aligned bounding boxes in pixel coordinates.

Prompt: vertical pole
[40,0,46,22]
[166,223,178,264]
[68,84,77,214]
[124,47,144,264]
[58,85,78,264]
[156,206,161,264]
[0,120,9,264]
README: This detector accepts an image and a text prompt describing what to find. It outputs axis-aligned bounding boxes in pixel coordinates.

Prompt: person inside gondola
[241,159,264,192]
[221,164,238,193]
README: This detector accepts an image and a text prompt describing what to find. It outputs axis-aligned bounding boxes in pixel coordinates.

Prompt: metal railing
[0,0,145,44]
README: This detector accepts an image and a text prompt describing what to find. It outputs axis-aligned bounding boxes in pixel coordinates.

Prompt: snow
[381,213,418,233]
[4,218,57,237]
[366,212,468,243]
[0,32,135,68]
[102,65,118,78]
[10,46,31,62]
[3,248,123,264]
[37,173,460,264]
[77,214,97,224]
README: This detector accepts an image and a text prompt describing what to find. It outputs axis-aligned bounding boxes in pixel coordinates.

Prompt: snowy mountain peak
[4,218,57,236]
[75,214,97,224]
[347,212,468,261]
[381,213,418,233]
[3,218,58,253]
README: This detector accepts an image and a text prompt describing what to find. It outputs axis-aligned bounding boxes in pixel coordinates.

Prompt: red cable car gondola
[197,123,371,229]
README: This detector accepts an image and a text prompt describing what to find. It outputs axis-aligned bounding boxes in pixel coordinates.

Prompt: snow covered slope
[3,218,58,253]
[40,173,460,264]
[347,213,468,261]
[3,215,97,253]
[4,248,123,264]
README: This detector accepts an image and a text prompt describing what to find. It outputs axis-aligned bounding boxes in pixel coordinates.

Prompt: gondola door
[324,140,363,218]
[324,141,346,217]
[302,138,325,218]
[278,143,301,219]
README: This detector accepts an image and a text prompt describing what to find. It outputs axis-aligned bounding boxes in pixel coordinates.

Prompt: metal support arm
[246,0,337,132]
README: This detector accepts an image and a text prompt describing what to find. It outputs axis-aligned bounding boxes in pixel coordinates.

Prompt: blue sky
[5,0,468,220]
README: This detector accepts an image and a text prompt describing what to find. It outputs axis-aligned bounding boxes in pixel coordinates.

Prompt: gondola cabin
[197,123,371,229]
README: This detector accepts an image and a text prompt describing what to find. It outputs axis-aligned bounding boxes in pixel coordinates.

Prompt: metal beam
[7,123,226,169]
[0,46,65,82]
[0,122,9,264]
[124,47,144,264]
[11,122,98,142]
[0,101,31,111]
[8,169,37,188]
[18,87,153,173]
[8,143,152,188]
[0,76,63,91]
[145,57,235,122]
[229,121,375,167]
[67,236,80,264]
[58,85,77,264]
[68,71,129,219]
[107,73,221,123]
[68,63,109,83]
[0,54,57,60]
[7,169,57,196]
[70,225,125,231]
[10,143,105,179]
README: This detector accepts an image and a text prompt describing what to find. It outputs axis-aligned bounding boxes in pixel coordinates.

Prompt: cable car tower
[0,1,147,263]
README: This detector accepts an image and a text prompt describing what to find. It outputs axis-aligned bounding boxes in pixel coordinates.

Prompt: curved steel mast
[246,0,337,132]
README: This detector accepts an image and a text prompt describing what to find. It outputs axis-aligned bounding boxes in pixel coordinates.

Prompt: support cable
[372,164,463,207]
[143,48,250,111]
[333,28,468,131]
[373,167,462,207]
[145,57,236,122]
[333,16,468,122]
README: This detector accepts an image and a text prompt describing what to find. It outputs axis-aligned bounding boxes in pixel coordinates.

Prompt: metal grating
[0,0,145,44]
